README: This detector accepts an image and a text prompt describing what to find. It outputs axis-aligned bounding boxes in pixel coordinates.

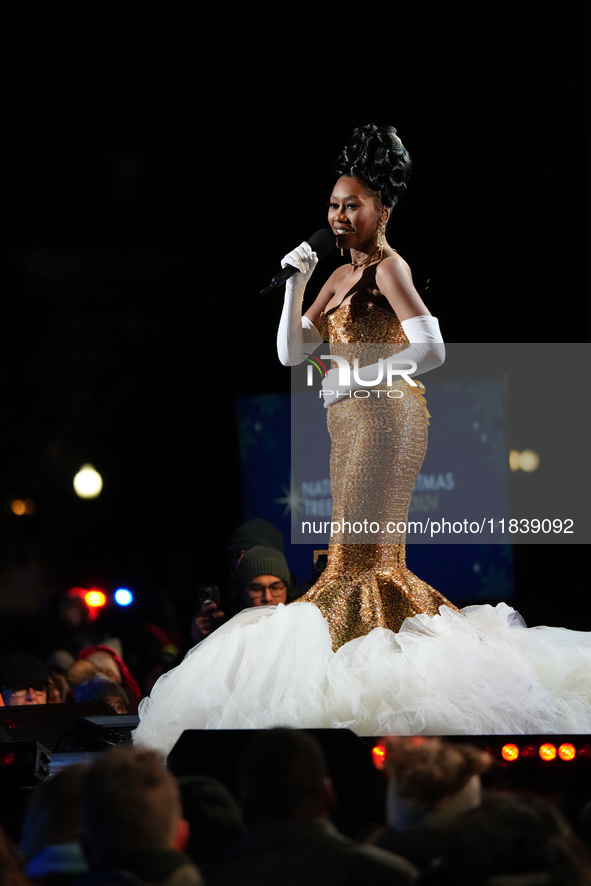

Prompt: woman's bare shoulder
[376,251,413,280]
[375,253,430,319]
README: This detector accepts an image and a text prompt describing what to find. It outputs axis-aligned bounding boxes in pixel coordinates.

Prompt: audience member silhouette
[76,746,203,886]
[203,727,417,886]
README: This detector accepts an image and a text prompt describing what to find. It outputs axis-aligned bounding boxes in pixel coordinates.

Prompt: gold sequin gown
[298,301,460,651]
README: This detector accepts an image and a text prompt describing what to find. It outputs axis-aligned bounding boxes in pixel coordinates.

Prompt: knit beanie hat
[0,653,50,691]
[237,546,290,588]
[227,519,284,554]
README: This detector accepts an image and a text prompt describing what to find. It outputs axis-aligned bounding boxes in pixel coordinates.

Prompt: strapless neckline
[323,300,397,319]
[319,301,407,346]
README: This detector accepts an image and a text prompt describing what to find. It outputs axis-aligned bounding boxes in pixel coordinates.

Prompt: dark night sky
[2,5,589,629]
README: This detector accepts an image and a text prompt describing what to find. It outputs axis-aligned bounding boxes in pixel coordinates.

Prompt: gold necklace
[350,244,383,268]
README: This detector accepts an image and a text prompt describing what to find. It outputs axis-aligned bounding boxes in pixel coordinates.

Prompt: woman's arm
[375,253,444,370]
[277,243,337,366]
[276,243,321,366]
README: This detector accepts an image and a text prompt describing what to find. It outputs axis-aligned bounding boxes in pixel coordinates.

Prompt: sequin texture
[296,302,461,651]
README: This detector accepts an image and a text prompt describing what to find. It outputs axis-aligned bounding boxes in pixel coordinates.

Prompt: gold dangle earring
[377,220,386,261]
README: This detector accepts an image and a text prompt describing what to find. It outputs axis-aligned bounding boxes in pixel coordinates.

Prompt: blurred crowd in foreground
[2,731,591,886]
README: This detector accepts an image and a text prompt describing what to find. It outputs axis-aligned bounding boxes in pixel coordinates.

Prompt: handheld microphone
[260,228,335,295]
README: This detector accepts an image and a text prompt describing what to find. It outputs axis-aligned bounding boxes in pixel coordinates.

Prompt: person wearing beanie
[188,519,288,649]
[0,652,51,706]
[236,546,290,608]
[225,519,287,607]
[191,546,292,644]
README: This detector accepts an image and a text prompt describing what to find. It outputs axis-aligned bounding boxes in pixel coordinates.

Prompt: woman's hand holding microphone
[277,242,323,366]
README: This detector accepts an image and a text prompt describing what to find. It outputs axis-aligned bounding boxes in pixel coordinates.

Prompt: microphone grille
[307,228,336,259]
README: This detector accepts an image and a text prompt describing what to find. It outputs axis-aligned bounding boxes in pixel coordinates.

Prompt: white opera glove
[321,315,445,408]
[277,242,322,366]
[399,315,446,376]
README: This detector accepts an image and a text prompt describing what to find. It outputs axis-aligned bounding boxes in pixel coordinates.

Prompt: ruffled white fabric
[133,602,591,756]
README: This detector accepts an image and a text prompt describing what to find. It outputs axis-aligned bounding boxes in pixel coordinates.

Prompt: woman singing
[133,125,591,754]
[277,124,460,651]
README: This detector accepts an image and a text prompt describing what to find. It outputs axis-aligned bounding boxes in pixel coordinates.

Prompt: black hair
[335,123,412,210]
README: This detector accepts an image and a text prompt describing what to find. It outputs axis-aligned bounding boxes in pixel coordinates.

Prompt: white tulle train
[133,602,591,756]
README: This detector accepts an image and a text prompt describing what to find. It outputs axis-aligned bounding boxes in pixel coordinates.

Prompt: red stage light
[539,743,557,762]
[84,590,106,608]
[558,743,576,761]
[501,743,520,762]
[371,744,386,769]
[578,744,591,759]
[0,751,16,767]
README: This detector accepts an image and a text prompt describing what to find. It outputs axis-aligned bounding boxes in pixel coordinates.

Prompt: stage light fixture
[85,590,107,608]
[0,742,51,786]
[519,450,540,472]
[371,744,386,769]
[114,588,133,606]
[10,498,35,515]
[558,743,576,761]
[539,743,557,761]
[73,464,103,499]
[508,449,540,472]
[509,450,521,471]
[501,743,519,762]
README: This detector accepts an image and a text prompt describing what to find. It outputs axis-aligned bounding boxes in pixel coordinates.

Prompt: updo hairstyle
[335,124,412,214]
[382,736,492,810]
